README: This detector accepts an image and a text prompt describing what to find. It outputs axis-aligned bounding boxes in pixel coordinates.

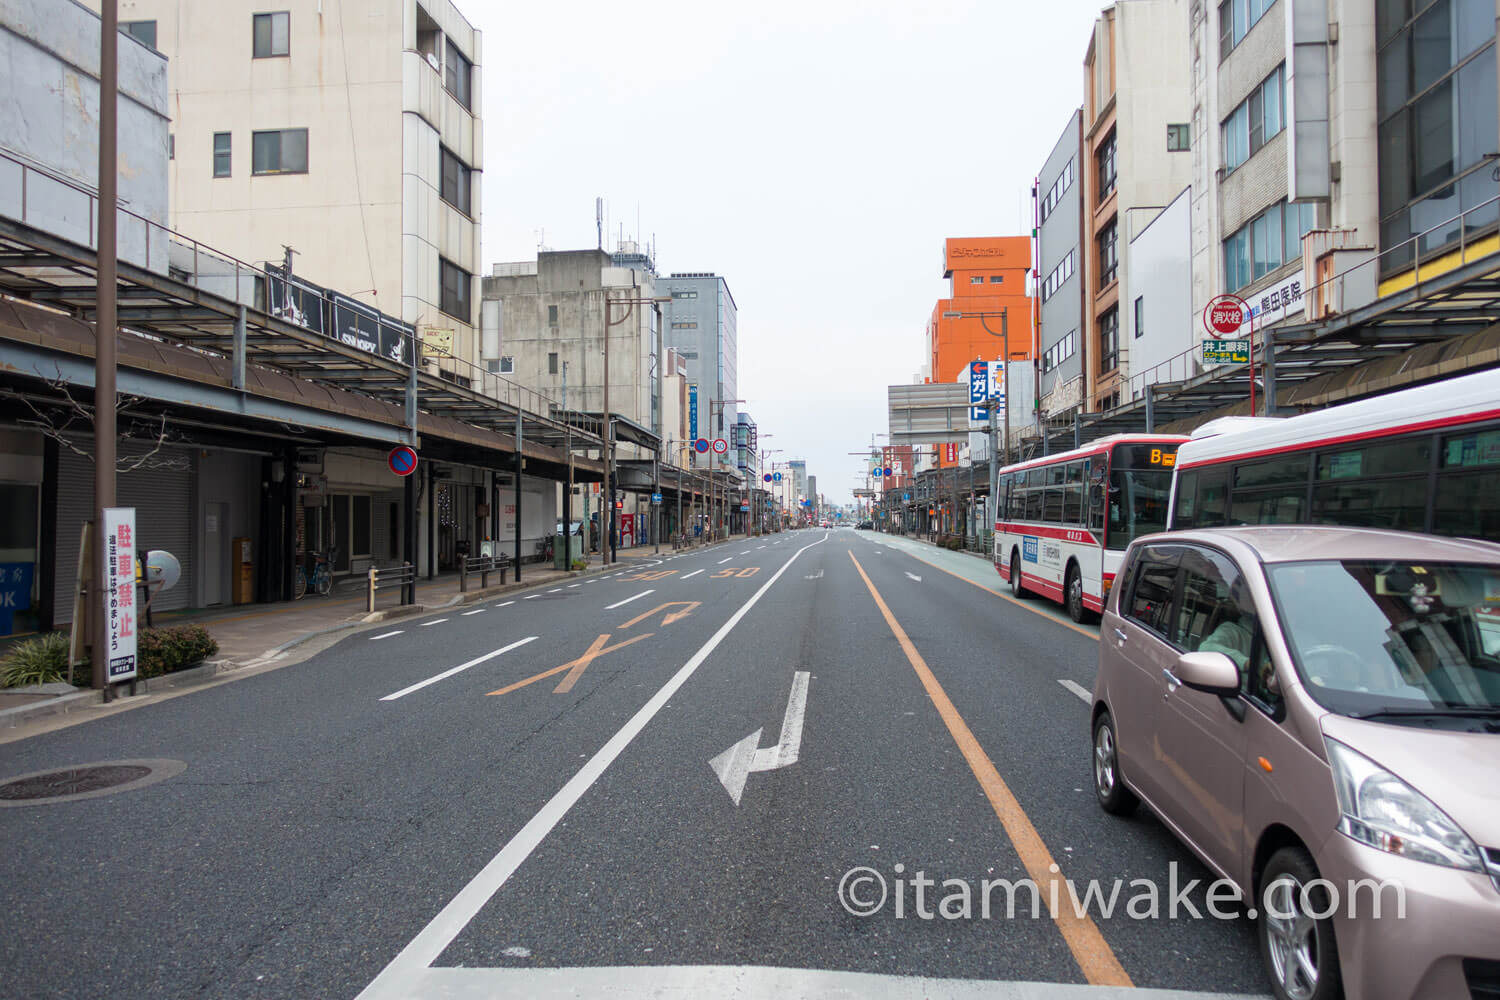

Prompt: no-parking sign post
[388,446,418,477]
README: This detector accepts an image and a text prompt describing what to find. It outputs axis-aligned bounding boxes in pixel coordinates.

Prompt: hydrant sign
[102,507,138,682]
[1203,294,1248,335]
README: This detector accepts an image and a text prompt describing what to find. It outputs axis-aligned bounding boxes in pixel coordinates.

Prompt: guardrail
[458,554,510,592]
[366,563,416,612]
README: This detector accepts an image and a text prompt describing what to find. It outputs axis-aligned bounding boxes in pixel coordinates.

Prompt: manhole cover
[0,758,185,807]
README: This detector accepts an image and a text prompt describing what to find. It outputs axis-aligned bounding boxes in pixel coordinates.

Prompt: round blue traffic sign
[763,473,772,482]
[773,472,782,482]
[388,446,418,477]
[884,467,893,476]
[695,438,711,453]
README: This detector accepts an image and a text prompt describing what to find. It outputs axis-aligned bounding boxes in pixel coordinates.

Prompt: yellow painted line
[848,551,1132,988]
[881,541,1099,642]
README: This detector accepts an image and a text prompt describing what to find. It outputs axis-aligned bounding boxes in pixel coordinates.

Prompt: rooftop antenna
[596,197,603,250]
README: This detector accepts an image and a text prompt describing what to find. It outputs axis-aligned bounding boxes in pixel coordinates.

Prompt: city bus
[994,434,1189,622]
[1167,368,1500,541]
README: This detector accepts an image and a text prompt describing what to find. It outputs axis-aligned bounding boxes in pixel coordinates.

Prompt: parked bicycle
[293,549,336,599]
[535,536,554,563]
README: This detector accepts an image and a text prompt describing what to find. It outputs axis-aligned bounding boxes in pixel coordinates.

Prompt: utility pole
[92,0,119,693]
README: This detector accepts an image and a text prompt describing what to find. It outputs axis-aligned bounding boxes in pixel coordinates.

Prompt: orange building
[925,237,1035,466]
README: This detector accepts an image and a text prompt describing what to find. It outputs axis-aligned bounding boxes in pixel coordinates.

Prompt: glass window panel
[1412,78,1456,194]
[1317,436,1432,479]
[1414,187,1463,254]
[1233,0,1250,45]
[1411,0,1452,95]
[1264,67,1284,138]
[1455,0,1492,59]
[1379,111,1412,217]
[1234,455,1310,488]
[253,13,272,57]
[252,131,275,173]
[1460,166,1500,234]
[272,12,289,55]
[1230,487,1307,525]
[1062,485,1083,524]
[1442,428,1500,467]
[1252,214,1270,279]
[1173,470,1199,527]
[1457,47,1497,174]
[1284,202,1301,261]
[1432,469,1500,539]
[1198,471,1230,527]
[1377,0,1411,45]
[283,129,307,172]
[1026,487,1045,521]
[1249,88,1265,152]
[1381,210,1416,272]
[1127,558,1179,636]
[1313,478,1429,532]
[1378,39,1410,119]
[1266,203,1284,270]
[1176,549,1262,688]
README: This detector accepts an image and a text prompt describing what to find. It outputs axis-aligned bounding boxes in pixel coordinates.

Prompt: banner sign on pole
[968,360,989,422]
[102,507,138,683]
[689,384,699,442]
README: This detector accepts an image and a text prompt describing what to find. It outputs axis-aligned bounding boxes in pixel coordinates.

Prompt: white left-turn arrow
[709,671,810,806]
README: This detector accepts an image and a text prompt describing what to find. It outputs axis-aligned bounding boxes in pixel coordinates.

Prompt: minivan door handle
[1162,668,1182,699]
[1113,628,1128,645]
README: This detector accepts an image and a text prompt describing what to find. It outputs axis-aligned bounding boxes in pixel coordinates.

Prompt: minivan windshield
[1266,560,1500,717]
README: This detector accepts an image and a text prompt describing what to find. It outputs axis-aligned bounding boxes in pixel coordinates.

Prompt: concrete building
[734,410,757,478]
[1035,110,1086,421]
[91,0,485,381]
[1180,0,1382,392]
[1081,0,1193,411]
[1125,187,1193,393]
[658,272,738,469]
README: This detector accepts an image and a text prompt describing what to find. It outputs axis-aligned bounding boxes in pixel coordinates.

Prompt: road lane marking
[716,557,733,564]
[618,601,699,629]
[488,632,658,697]
[548,588,562,593]
[740,550,751,555]
[1058,679,1092,703]
[709,671,810,805]
[380,637,539,702]
[355,532,830,1000]
[848,552,1131,988]
[567,583,580,588]
[681,569,704,580]
[493,601,515,608]
[370,630,404,641]
[461,609,486,616]
[523,595,539,600]
[905,572,922,583]
[418,618,449,626]
[604,589,655,610]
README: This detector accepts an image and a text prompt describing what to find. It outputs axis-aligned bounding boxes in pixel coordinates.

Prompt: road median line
[847,551,1131,989]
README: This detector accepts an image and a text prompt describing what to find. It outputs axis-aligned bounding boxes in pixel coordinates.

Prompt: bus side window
[1196,469,1229,527]
[1173,469,1199,528]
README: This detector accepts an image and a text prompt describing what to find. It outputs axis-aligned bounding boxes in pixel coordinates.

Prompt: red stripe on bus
[1176,408,1500,471]
[997,523,1101,545]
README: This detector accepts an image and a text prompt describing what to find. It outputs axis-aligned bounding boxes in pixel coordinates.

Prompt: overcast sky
[474,0,1106,505]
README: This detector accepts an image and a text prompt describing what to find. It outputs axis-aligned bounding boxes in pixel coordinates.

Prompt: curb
[0,659,224,728]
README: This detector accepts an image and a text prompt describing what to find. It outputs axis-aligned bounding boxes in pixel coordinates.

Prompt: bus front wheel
[1009,552,1028,599]
[1066,563,1091,623]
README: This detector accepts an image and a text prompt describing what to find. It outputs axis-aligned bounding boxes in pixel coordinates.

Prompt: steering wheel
[1300,643,1380,691]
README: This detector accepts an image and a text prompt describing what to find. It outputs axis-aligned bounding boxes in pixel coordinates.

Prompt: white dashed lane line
[604,589,655,610]
[682,569,703,580]
[1058,679,1092,703]
[419,618,449,626]
[461,609,486,616]
[494,601,515,608]
[717,557,733,565]
[370,630,404,640]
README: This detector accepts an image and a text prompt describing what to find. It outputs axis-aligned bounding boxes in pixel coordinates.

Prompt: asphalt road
[0,530,1269,1000]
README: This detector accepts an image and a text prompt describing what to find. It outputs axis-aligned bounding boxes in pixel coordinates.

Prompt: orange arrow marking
[619,601,700,630]
[486,632,655,697]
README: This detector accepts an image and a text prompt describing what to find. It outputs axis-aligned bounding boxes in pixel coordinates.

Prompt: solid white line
[354,535,829,999]
[493,601,515,608]
[461,608,486,616]
[380,637,538,702]
[1058,679,1092,704]
[604,589,654,610]
[717,557,733,565]
[418,618,449,626]
[370,630,404,641]
[681,569,704,580]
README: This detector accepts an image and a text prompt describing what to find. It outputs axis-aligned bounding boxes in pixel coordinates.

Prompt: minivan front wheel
[1259,847,1342,1000]
[1092,711,1137,816]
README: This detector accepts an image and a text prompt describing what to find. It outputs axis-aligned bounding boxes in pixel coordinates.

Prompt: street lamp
[603,291,672,565]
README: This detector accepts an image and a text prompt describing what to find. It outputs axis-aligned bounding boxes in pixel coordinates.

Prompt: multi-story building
[1036,111,1086,421]
[98,0,484,379]
[735,411,758,477]
[1081,0,1192,411]
[658,272,739,466]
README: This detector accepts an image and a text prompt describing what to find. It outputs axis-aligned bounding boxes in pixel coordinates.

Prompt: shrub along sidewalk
[1,625,218,690]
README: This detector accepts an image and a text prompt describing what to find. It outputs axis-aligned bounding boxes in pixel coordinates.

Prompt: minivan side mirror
[1172,651,1241,697]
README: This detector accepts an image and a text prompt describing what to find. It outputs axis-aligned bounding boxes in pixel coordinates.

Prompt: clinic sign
[102,507,138,682]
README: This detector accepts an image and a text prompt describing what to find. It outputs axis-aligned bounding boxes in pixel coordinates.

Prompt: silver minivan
[1091,526,1500,1000]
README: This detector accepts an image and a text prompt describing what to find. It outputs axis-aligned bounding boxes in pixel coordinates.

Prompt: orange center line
[847,550,1132,988]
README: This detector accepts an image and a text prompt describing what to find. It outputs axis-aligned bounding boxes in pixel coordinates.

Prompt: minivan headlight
[1326,738,1483,872]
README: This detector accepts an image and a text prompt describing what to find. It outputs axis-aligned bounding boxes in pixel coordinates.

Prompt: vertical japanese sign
[689,384,699,443]
[102,507,138,682]
[968,360,989,422]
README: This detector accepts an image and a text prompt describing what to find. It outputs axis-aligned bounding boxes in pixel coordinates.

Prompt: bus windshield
[1106,444,1177,549]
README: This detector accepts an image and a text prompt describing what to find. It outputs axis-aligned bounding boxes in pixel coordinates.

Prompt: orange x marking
[619,601,700,630]
[486,632,655,697]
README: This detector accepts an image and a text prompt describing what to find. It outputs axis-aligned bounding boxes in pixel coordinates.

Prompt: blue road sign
[903,493,911,501]
[763,473,772,482]
[651,493,663,504]
[872,468,883,478]
[883,467,892,476]
[773,472,782,482]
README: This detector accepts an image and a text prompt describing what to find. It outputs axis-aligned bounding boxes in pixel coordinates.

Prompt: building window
[498,356,514,374]
[1041,249,1077,302]
[251,129,308,175]
[1096,130,1117,201]
[671,289,698,299]
[1040,157,1076,223]
[1134,296,1145,339]
[970,276,985,285]
[671,320,698,330]
[1220,0,1275,61]
[547,352,559,374]
[988,275,1004,284]
[439,146,471,215]
[1099,307,1120,372]
[445,39,473,111]
[168,134,174,160]
[213,132,231,177]
[123,20,157,48]
[1223,199,1318,292]
[439,258,471,324]
[1097,222,1118,288]
[1041,330,1078,373]
[252,12,290,58]
[1223,64,1285,172]
[1167,123,1191,151]
[547,305,558,325]
[1376,0,1497,275]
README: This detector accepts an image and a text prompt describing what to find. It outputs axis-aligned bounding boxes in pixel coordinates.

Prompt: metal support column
[514,411,523,582]
[1144,384,1156,433]
[232,305,247,391]
[403,463,418,605]
[91,0,119,692]
[1263,333,1279,414]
